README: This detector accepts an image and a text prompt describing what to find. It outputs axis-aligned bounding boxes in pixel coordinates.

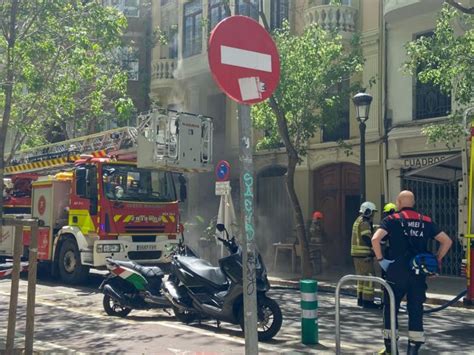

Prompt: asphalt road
[1,272,473,354]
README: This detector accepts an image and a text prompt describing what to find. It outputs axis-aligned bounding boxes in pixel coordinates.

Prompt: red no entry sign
[208,16,280,105]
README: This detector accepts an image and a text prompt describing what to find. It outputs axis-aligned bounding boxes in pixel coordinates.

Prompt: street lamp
[352,91,373,204]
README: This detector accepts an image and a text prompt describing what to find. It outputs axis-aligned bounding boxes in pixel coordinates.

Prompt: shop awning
[402,153,462,182]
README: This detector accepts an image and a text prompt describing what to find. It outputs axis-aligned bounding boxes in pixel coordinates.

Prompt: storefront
[387,151,464,276]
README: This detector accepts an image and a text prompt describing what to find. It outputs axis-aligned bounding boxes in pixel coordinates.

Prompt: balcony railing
[304,5,358,33]
[153,58,177,80]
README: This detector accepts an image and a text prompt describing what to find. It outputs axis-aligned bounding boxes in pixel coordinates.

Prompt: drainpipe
[380,0,389,203]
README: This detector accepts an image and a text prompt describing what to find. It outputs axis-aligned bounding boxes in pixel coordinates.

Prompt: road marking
[221,46,272,72]
[0,291,302,353]
[0,330,82,353]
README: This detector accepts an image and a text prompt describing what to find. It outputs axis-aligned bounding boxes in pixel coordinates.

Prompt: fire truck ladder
[5,107,214,175]
[4,127,137,175]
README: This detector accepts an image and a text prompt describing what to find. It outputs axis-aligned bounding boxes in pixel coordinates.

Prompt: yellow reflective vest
[351,215,374,257]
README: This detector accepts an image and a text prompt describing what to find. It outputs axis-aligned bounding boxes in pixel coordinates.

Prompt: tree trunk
[257,1,312,277]
[286,152,313,278]
[0,0,20,221]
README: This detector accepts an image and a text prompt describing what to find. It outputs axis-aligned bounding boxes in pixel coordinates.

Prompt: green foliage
[421,116,466,149]
[404,3,474,144]
[0,0,134,151]
[251,22,364,156]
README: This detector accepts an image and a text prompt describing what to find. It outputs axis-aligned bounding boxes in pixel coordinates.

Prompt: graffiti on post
[243,171,256,295]
[243,172,255,242]
[246,251,256,295]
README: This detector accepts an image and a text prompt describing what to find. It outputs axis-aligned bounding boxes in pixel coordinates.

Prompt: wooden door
[313,163,359,269]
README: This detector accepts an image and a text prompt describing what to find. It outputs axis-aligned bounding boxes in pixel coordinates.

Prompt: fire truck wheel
[58,238,89,284]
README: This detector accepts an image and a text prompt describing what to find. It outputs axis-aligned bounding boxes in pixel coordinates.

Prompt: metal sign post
[208,16,281,353]
[238,104,259,354]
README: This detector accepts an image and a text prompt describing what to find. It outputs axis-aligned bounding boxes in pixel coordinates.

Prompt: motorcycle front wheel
[103,294,132,318]
[239,296,283,341]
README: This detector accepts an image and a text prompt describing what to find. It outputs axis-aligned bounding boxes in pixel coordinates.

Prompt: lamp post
[352,92,373,204]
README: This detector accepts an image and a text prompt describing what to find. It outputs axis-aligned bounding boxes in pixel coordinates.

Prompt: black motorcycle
[162,224,282,341]
[99,258,171,317]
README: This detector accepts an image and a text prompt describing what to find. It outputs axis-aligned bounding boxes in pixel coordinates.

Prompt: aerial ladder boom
[4,108,213,175]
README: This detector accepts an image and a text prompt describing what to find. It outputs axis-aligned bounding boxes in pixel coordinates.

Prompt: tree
[404,2,474,145]
[251,20,364,277]
[445,0,474,15]
[0,1,134,219]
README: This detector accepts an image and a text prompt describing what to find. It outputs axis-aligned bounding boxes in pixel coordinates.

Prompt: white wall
[386,11,441,125]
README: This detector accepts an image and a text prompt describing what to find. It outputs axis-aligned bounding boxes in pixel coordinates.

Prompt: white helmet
[359,201,377,217]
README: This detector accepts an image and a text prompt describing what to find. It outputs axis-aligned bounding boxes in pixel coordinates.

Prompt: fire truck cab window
[102,164,176,203]
[76,165,98,201]
[76,166,87,197]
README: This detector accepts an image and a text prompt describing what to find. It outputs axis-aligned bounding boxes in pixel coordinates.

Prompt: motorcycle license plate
[137,244,157,251]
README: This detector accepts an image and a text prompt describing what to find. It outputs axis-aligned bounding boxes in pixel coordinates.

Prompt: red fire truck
[0,108,213,284]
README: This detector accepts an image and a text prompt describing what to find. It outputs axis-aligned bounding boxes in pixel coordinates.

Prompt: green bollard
[301,279,318,345]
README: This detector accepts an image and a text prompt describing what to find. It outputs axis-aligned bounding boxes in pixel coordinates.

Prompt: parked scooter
[99,258,171,317]
[163,224,282,341]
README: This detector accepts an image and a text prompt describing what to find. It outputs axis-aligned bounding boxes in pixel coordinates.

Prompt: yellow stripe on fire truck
[4,150,107,175]
[114,214,175,224]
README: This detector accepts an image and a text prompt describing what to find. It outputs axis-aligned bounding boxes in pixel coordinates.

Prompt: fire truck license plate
[137,244,157,251]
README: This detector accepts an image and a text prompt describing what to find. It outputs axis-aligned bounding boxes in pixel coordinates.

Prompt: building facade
[107,0,153,113]
[150,0,385,271]
[384,0,469,276]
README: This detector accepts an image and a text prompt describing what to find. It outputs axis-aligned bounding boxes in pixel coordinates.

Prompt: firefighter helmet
[383,203,397,214]
[312,211,324,220]
[359,201,377,217]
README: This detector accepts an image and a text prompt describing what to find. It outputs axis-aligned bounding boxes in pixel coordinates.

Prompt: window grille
[270,0,289,30]
[118,47,139,81]
[209,0,228,30]
[413,32,451,120]
[104,0,140,18]
[235,0,259,20]
[323,81,350,142]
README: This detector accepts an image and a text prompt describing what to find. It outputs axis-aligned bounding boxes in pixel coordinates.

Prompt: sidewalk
[269,271,471,308]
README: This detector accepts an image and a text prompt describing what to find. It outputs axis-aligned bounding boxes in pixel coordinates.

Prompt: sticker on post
[238,77,266,101]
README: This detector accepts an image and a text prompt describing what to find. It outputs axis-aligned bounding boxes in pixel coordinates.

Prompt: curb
[269,277,472,309]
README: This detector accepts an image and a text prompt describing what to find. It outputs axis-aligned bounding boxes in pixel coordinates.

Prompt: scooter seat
[177,256,227,286]
[112,260,164,279]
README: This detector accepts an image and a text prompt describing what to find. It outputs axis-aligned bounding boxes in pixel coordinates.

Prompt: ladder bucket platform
[136,110,213,173]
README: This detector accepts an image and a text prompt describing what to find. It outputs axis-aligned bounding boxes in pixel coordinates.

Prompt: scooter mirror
[216,223,225,232]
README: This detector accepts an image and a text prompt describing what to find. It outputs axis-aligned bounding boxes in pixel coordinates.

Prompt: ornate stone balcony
[153,58,177,80]
[304,4,358,33]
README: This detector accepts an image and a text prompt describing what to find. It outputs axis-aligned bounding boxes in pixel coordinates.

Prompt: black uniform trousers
[383,258,427,344]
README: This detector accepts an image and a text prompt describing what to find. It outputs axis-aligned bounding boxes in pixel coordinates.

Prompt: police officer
[351,201,378,309]
[372,191,452,354]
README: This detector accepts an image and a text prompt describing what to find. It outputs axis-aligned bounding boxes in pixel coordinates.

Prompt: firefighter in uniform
[351,201,378,309]
[382,203,397,219]
[380,203,397,262]
[372,191,452,354]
